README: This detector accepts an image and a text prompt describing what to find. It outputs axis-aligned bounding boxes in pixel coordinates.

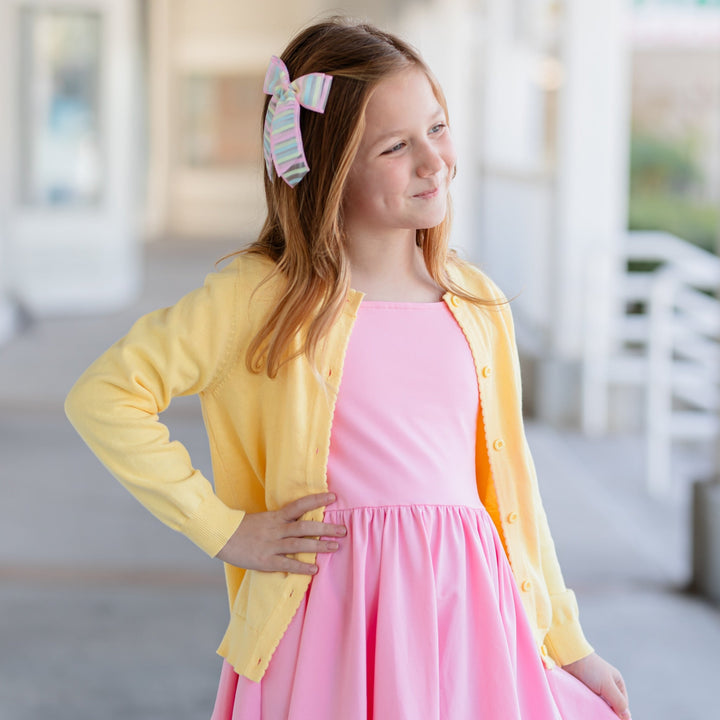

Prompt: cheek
[372,164,409,196]
[343,168,370,211]
[344,159,411,214]
[344,180,375,212]
[443,137,458,171]
[352,167,404,207]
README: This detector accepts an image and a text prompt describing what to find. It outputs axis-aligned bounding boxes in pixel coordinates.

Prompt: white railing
[0,295,18,346]
[582,230,720,496]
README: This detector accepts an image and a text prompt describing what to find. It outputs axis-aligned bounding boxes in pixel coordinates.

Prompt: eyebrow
[369,107,446,147]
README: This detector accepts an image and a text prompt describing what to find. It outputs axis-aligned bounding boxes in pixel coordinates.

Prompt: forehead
[363,66,444,136]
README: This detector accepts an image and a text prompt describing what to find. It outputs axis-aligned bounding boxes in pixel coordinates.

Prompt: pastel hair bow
[262,55,333,187]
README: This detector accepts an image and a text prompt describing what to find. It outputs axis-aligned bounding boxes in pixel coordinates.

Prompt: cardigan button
[450,294,460,307]
[540,644,548,657]
[506,511,518,524]
[481,365,492,378]
[521,580,532,592]
[493,438,505,451]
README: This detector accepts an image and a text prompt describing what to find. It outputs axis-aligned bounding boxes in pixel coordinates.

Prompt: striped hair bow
[262,55,333,187]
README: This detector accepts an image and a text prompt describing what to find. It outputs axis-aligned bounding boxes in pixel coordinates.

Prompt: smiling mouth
[413,187,440,199]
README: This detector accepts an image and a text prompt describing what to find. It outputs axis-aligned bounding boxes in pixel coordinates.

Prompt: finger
[273,556,319,575]
[614,673,628,700]
[615,704,631,720]
[276,537,340,555]
[280,493,336,521]
[602,679,628,717]
[613,675,631,719]
[282,520,347,538]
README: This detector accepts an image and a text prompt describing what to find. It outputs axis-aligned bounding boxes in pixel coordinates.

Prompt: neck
[344,227,443,302]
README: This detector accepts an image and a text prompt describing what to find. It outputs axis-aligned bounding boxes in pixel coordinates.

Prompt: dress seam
[322,502,486,512]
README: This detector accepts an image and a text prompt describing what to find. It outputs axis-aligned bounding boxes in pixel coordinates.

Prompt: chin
[421,208,448,229]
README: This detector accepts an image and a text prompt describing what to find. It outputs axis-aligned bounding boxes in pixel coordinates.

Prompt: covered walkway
[0,240,717,719]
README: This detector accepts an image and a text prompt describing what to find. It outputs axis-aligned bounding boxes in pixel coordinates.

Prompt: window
[180,73,265,168]
[18,8,103,207]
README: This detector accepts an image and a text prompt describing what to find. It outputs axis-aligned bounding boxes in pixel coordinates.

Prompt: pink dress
[212,301,618,719]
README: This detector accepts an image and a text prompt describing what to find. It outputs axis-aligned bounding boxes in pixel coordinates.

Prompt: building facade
[0,0,637,428]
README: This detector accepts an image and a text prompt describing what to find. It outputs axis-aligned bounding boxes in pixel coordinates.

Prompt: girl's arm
[65,263,246,558]
[533,485,630,717]
[562,653,631,719]
[496,285,631,717]
[531,477,594,664]
[482,268,594,664]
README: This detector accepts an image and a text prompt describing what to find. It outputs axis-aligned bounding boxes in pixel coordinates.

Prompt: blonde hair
[235,16,494,378]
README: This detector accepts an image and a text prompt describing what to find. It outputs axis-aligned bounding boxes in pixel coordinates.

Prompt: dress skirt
[211,301,618,719]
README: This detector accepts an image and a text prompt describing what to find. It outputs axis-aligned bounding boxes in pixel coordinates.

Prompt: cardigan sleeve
[496,294,595,666]
[458,258,595,666]
[64,262,247,558]
[534,491,595,666]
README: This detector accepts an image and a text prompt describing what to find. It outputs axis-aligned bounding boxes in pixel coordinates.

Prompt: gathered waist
[326,472,484,510]
[320,503,494,539]
[323,501,485,514]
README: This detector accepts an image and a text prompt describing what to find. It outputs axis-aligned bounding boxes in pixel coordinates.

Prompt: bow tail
[262,96,277,181]
[268,98,310,188]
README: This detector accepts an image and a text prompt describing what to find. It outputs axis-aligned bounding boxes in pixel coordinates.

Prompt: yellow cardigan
[65,252,594,682]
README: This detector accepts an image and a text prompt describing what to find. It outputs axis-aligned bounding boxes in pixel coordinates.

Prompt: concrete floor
[0,239,718,719]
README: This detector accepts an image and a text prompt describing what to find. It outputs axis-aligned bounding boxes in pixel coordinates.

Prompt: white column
[143,0,171,242]
[537,0,631,424]
[472,0,557,346]
[0,0,19,345]
[552,0,631,360]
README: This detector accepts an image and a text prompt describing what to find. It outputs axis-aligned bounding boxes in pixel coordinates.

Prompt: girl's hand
[215,492,346,575]
[562,652,631,719]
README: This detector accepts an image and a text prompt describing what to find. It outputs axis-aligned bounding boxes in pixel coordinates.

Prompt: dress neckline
[359,299,447,309]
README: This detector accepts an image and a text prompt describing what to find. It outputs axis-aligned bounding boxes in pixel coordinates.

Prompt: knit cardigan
[65,252,594,682]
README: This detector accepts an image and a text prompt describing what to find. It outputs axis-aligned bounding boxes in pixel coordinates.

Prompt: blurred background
[0,0,719,718]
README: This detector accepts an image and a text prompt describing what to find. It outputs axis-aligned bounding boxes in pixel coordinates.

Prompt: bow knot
[275,86,294,104]
[262,55,333,187]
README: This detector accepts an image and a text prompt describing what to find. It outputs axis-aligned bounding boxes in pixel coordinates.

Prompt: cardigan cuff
[180,491,246,558]
[543,589,595,666]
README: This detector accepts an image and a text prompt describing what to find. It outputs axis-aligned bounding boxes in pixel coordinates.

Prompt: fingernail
[311,565,318,574]
[328,542,338,550]
[327,493,336,502]
[338,527,347,535]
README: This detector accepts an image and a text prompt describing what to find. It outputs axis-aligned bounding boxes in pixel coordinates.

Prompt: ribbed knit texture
[212,301,616,719]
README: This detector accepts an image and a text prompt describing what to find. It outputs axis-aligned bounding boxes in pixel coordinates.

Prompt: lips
[413,186,440,199]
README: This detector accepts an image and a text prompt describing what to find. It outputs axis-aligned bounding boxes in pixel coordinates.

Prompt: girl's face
[342,66,456,240]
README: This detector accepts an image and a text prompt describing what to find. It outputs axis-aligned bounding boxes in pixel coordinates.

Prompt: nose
[416,142,445,178]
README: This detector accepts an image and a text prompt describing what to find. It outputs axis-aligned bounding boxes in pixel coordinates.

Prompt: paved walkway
[0,240,718,719]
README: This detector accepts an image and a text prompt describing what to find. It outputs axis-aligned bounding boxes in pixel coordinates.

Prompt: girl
[66,16,631,720]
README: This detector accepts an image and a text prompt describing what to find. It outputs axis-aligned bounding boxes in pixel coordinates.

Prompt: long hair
[237,16,494,378]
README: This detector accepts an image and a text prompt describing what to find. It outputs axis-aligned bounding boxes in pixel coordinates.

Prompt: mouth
[412,187,440,199]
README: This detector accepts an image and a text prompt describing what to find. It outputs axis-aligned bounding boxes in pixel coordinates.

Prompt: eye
[430,122,447,135]
[382,141,406,155]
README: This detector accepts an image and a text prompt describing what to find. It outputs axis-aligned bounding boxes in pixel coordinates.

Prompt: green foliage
[630,132,701,195]
[629,131,718,254]
[629,194,719,254]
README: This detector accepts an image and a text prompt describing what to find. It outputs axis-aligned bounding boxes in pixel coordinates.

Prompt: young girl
[66,16,631,720]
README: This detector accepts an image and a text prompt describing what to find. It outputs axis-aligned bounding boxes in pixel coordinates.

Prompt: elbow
[64,374,95,433]
[64,379,83,429]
